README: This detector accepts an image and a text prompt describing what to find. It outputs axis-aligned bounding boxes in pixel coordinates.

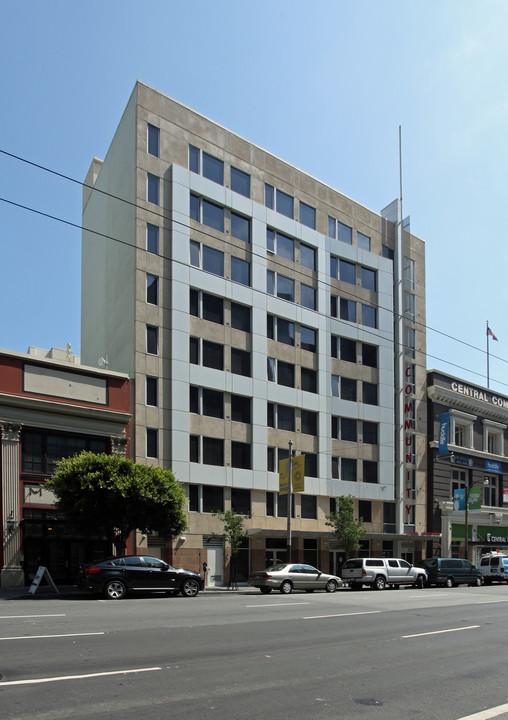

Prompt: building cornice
[428,384,508,423]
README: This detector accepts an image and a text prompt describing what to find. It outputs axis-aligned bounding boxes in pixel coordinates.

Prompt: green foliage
[325,495,366,559]
[45,451,187,554]
[211,509,249,557]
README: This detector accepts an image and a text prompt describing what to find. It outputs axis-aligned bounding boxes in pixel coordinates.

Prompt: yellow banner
[279,458,290,495]
[278,455,305,494]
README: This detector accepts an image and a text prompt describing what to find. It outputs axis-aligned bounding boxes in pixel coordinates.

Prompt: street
[2,584,508,720]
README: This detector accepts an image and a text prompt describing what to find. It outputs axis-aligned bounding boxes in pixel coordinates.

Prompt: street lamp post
[464,477,489,561]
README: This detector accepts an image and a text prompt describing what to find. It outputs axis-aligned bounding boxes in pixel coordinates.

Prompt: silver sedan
[248,563,342,594]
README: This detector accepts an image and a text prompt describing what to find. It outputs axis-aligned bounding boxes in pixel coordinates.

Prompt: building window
[231,212,250,243]
[203,484,224,512]
[332,376,357,401]
[359,500,372,522]
[190,386,199,414]
[231,395,251,424]
[203,340,224,370]
[305,453,318,478]
[332,457,357,481]
[301,495,317,519]
[231,166,251,197]
[146,376,158,406]
[338,221,352,245]
[265,183,274,208]
[190,240,224,277]
[146,274,158,305]
[203,293,224,324]
[231,348,251,377]
[202,152,224,185]
[190,194,224,232]
[361,305,377,329]
[147,173,159,205]
[300,202,316,229]
[276,189,294,218]
[331,336,356,362]
[450,412,474,449]
[357,232,371,251]
[203,437,224,466]
[188,484,199,511]
[146,325,158,355]
[232,442,251,469]
[300,244,316,271]
[404,292,415,323]
[231,302,251,332]
[189,145,200,173]
[22,431,108,474]
[332,416,357,442]
[267,271,295,302]
[362,343,378,368]
[232,488,251,514]
[340,259,356,284]
[484,475,500,506]
[340,298,356,323]
[363,421,378,445]
[146,428,158,458]
[361,267,376,291]
[363,461,378,484]
[266,491,275,516]
[147,124,160,157]
[190,336,199,364]
[202,389,224,419]
[146,223,159,254]
[231,256,250,286]
[267,315,295,346]
[404,256,415,290]
[190,435,200,462]
[362,382,378,406]
[267,359,295,387]
[484,422,504,456]
[268,403,295,432]
[300,284,315,310]
[301,367,317,394]
[301,410,318,436]
[267,228,294,261]
[301,326,316,353]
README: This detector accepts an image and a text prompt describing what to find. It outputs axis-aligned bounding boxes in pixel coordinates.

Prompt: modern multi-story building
[0,346,130,586]
[427,370,508,562]
[81,81,427,584]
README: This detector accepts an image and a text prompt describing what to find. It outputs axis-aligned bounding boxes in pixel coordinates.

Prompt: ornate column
[1,423,24,587]
[111,435,128,456]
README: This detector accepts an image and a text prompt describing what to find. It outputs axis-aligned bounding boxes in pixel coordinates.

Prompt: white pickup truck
[341,557,427,590]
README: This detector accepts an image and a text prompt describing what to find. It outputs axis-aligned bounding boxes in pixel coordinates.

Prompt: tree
[211,510,249,588]
[46,451,188,555]
[325,495,366,559]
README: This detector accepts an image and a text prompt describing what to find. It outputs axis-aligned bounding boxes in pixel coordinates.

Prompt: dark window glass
[231,167,251,197]
[189,386,199,414]
[146,325,158,355]
[190,435,199,462]
[277,275,294,302]
[146,376,158,407]
[188,484,199,511]
[266,490,275,516]
[301,495,317,519]
[267,270,275,295]
[189,336,199,364]
[146,428,158,458]
[330,256,338,279]
[190,288,199,317]
[339,417,356,442]
[231,488,251,514]
[190,240,200,267]
[301,326,316,353]
[278,405,295,431]
[362,343,378,368]
[305,454,318,478]
[147,124,160,157]
[202,293,223,324]
[203,438,224,467]
[232,442,251,469]
[203,484,224,511]
[231,348,251,377]
[189,145,200,173]
[267,357,276,382]
[203,341,224,370]
[267,314,274,339]
[190,193,200,221]
[330,295,338,318]
[301,410,317,436]
[328,216,336,238]
[231,212,250,243]
[202,389,224,418]
[363,422,378,445]
[363,382,378,406]
[364,460,378,484]
[202,199,224,232]
[382,244,394,260]
[329,497,337,514]
[278,318,295,346]
[278,361,295,388]
[342,377,357,401]
[203,245,224,276]
[358,232,371,251]
[147,223,159,254]
[301,367,317,393]
[359,500,372,522]
[265,183,274,208]
[146,274,158,305]
[331,416,339,439]
[266,227,275,252]
[147,173,159,205]
[339,260,355,284]
[267,403,275,428]
[300,202,316,229]
[361,267,376,291]
[341,337,356,362]
[202,152,224,185]
[276,189,294,218]
[277,232,294,262]
[338,221,352,245]
[231,395,251,423]
[342,458,357,482]
[300,244,315,270]
[340,298,356,322]
[278,493,296,518]
[300,284,315,310]
[231,302,250,332]
[231,257,250,286]
[362,305,377,328]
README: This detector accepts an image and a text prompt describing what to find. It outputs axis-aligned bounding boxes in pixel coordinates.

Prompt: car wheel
[413,575,424,589]
[260,587,272,594]
[445,577,454,588]
[181,578,200,597]
[374,575,386,591]
[470,577,482,587]
[325,580,338,593]
[280,580,293,594]
[103,579,127,600]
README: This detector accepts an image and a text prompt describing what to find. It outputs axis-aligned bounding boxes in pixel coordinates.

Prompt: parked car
[341,557,426,590]
[248,563,342,594]
[479,553,508,584]
[78,555,204,599]
[416,558,482,587]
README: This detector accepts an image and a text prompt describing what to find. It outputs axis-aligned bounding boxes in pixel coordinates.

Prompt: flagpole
[486,320,490,388]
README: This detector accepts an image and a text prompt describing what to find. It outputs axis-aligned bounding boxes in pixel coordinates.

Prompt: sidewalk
[0,584,251,600]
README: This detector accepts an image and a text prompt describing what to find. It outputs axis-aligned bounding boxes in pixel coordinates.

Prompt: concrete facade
[81,81,427,582]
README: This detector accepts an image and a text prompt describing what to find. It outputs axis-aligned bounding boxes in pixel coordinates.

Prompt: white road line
[0,632,105,641]
[303,611,382,620]
[402,625,480,638]
[476,600,508,604]
[246,602,310,608]
[0,614,66,620]
[455,701,508,719]
[0,666,162,687]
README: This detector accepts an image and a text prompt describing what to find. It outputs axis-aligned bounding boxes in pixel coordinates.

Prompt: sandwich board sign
[28,566,59,595]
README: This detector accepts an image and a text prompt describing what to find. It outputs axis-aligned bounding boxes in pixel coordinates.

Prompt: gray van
[416,558,482,587]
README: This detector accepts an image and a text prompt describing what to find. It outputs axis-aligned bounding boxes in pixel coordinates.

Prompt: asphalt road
[2,584,508,720]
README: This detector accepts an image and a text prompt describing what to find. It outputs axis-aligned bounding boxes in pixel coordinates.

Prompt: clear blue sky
[2,1,508,390]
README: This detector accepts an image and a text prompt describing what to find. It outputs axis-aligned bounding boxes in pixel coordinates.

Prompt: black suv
[416,558,482,587]
[78,555,204,599]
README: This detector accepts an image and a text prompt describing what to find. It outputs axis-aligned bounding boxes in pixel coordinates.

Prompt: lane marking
[246,602,310,608]
[0,614,66,620]
[303,611,382,620]
[402,625,480,638]
[476,600,508,604]
[0,632,105,641]
[456,701,508,719]
[0,666,162,687]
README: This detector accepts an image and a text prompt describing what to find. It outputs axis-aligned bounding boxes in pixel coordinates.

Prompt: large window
[361,267,376,291]
[231,395,251,424]
[361,305,377,328]
[231,348,251,377]
[362,343,378,368]
[332,457,357,481]
[332,416,357,442]
[267,315,295,346]
[331,336,356,362]
[363,461,378,484]
[188,484,225,513]
[189,146,224,185]
[231,167,250,197]
[301,495,317,519]
[357,232,371,251]
[190,194,224,232]
[231,212,250,243]
[231,302,251,332]
[146,274,158,305]
[267,271,295,302]
[232,442,251,469]
[267,229,294,262]
[301,367,317,393]
[190,241,224,276]
[300,202,316,229]
[267,358,295,387]
[265,184,294,219]
[300,284,315,310]
[22,431,108,474]
[362,382,378,406]
[328,218,352,245]
[147,173,159,205]
[300,244,316,270]
[146,428,158,459]
[231,256,250,286]
[146,223,159,254]
[267,403,295,432]
[146,325,158,355]
[331,376,357,401]
[301,326,316,353]
[146,376,158,407]
[301,410,318,436]
[231,488,251,514]
[147,124,160,157]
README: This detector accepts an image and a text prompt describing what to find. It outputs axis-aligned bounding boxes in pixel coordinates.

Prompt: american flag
[487,326,498,341]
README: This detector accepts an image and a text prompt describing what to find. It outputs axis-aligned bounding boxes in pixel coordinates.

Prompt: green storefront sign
[452,525,508,543]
